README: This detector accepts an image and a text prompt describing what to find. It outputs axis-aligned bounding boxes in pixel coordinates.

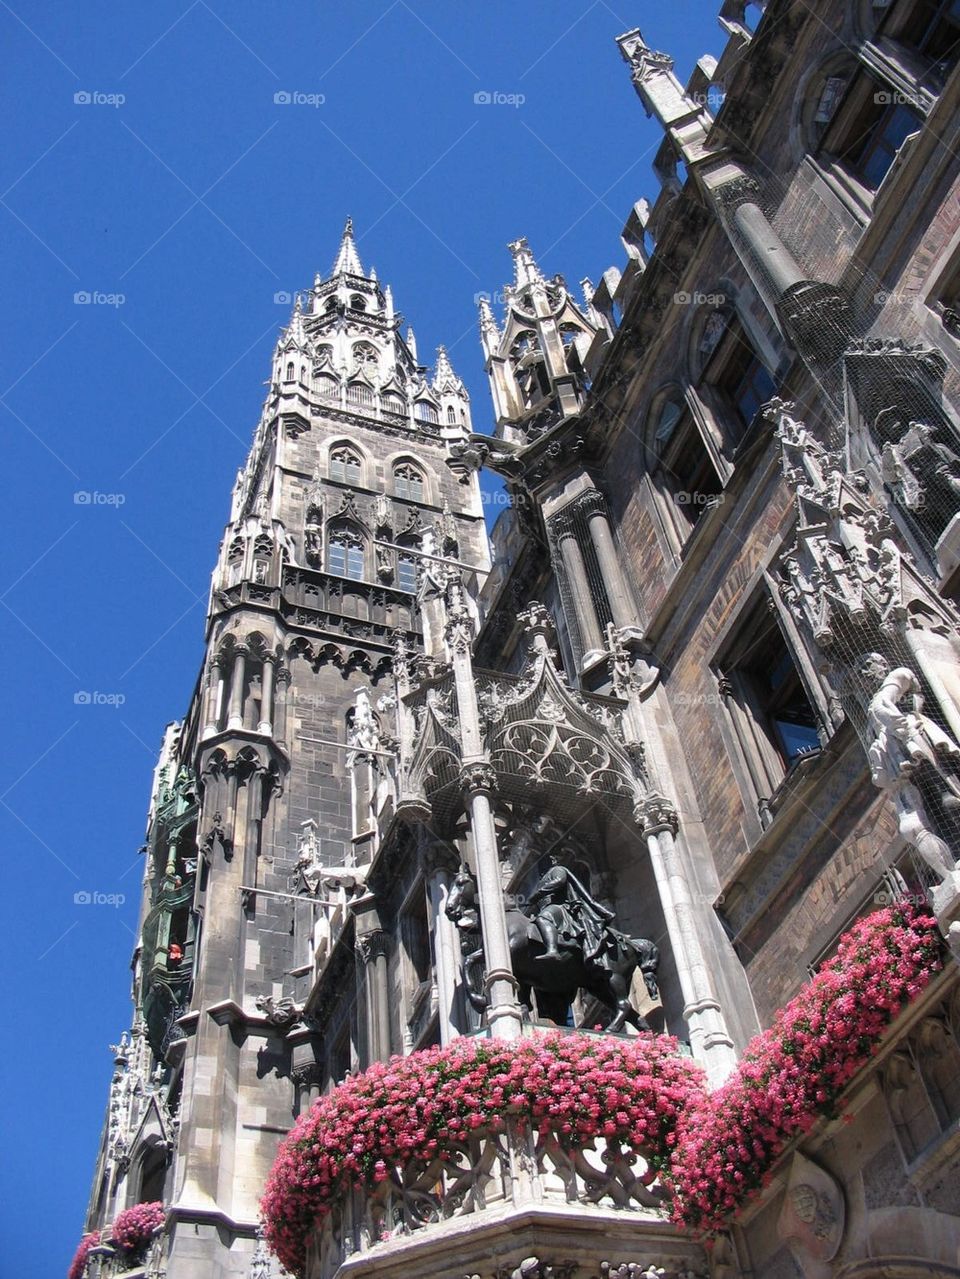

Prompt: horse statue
[445,865,660,1033]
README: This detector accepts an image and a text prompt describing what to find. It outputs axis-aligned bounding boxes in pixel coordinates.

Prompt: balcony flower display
[667,904,942,1233]
[262,1029,704,1277]
[110,1200,166,1263]
[67,1232,100,1279]
[253,904,942,1275]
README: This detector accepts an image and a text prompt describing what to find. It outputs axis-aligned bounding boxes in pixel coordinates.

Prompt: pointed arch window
[415,401,439,424]
[316,375,339,402]
[394,462,425,502]
[285,361,295,382]
[383,392,406,416]
[327,525,365,581]
[397,552,418,593]
[446,405,457,424]
[329,447,362,485]
[347,382,375,409]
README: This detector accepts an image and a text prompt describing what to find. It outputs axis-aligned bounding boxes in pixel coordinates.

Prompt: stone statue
[864,656,960,879]
[349,689,380,752]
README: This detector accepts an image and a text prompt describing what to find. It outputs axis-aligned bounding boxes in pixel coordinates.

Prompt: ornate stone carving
[355,930,391,965]
[495,1261,578,1279]
[255,994,304,1029]
[460,761,498,797]
[863,656,960,880]
[776,1151,845,1263]
[638,794,679,837]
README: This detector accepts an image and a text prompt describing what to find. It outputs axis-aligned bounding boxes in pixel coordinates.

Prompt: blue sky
[0,3,725,1272]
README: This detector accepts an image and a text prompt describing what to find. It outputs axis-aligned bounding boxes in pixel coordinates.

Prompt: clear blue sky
[0,3,724,1272]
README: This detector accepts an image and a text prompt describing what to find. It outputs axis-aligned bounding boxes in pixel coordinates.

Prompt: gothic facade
[76,3,960,1279]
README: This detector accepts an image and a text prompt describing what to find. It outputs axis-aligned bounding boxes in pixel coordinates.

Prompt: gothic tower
[82,220,488,1279]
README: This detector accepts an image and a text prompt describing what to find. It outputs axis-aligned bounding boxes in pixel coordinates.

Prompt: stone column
[226,648,247,733]
[422,842,463,1045]
[444,573,522,1040]
[257,656,275,736]
[358,931,392,1062]
[577,490,640,633]
[202,657,225,739]
[554,517,605,664]
[273,666,290,749]
[640,795,737,1087]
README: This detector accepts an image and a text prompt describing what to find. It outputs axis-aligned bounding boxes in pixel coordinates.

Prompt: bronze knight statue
[445,862,660,1033]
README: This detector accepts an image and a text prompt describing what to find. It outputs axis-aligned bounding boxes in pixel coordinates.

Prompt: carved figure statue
[864,656,960,879]
[349,689,380,752]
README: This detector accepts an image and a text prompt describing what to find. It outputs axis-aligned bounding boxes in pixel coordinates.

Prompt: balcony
[262,1029,706,1279]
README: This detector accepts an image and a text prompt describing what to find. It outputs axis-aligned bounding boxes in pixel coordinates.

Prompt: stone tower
[81,219,488,1278]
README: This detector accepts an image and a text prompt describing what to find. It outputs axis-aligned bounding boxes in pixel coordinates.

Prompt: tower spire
[508,236,546,289]
[331,215,363,277]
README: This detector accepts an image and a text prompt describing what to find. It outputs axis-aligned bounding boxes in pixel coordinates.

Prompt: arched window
[329,447,362,485]
[647,393,723,548]
[415,401,439,424]
[695,308,776,445]
[327,525,365,581]
[350,295,366,312]
[446,405,457,424]
[285,361,295,382]
[316,375,338,401]
[397,552,418,593]
[347,382,375,409]
[394,462,425,502]
[383,393,406,416]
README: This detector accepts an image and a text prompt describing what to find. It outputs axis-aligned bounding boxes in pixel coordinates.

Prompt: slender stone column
[273,667,290,749]
[444,573,522,1040]
[358,931,392,1061]
[202,657,225,739]
[577,491,640,632]
[257,657,275,736]
[640,796,736,1087]
[556,524,605,664]
[226,648,247,732]
[422,842,463,1045]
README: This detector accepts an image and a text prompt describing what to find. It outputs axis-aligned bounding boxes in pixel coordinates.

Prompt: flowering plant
[667,904,942,1233]
[110,1200,166,1259]
[261,1029,704,1276]
[67,1231,100,1279]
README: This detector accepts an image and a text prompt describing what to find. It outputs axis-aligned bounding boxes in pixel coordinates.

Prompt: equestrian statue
[445,862,660,1032]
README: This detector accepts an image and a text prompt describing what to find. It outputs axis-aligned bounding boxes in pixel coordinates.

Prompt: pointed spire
[384,284,395,321]
[406,326,418,363]
[331,216,363,277]
[286,295,309,349]
[478,295,500,342]
[432,344,464,394]
[508,236,545,289]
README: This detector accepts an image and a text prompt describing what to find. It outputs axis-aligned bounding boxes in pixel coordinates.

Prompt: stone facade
[77,3,960,1279]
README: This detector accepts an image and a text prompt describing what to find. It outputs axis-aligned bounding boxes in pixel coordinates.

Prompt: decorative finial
[332,215,363,277]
